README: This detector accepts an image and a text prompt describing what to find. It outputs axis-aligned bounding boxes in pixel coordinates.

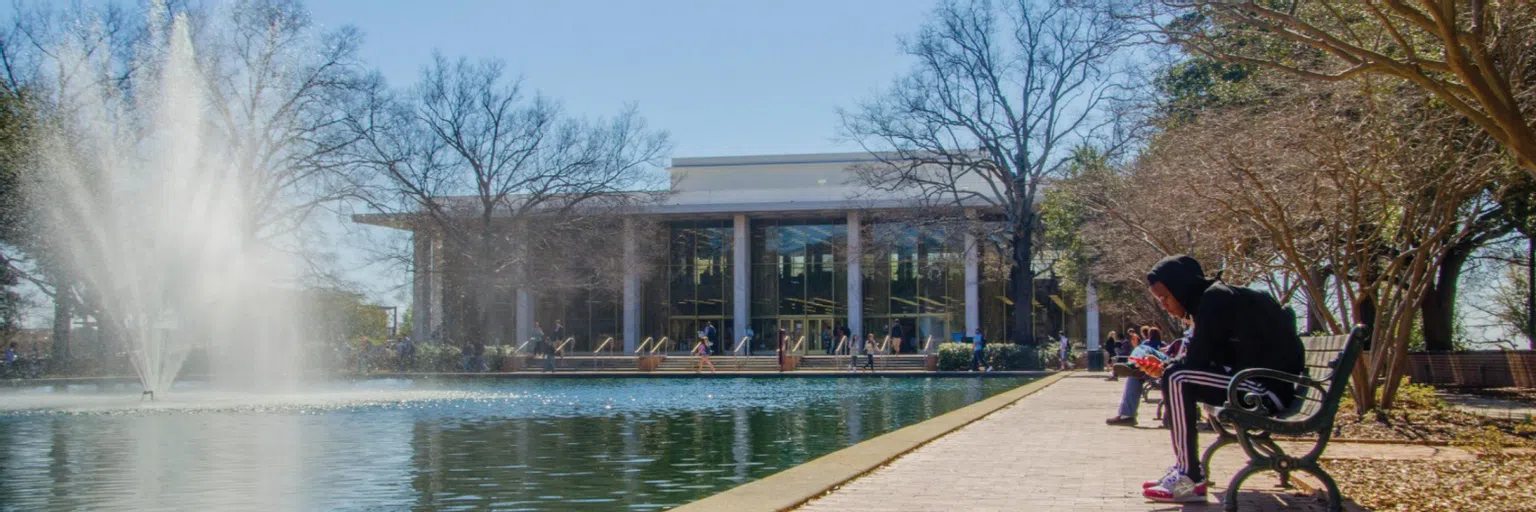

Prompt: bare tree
[348,53,670,345]
[840,0,1137,344]
[1121,1,1536,179]
[1133,79,1511,410]
[0,0,375,367]
[194,0,373,250]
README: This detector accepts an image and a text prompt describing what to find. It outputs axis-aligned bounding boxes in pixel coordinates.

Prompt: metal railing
[649,337,670,355]
[586,337,615,371]
[790,336,805,355]
[922,335,935,354]
[635,337,654,355]
[733,336,751,370]
[511,340,531,355]
[833,336,847,356]
[554,337,574,356]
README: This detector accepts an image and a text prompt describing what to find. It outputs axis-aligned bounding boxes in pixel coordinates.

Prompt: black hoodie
[1147,255,1304,384]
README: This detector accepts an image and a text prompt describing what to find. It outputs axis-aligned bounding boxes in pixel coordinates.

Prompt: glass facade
[536,288,621,352]
[431,215,1034,352]
[862,224,965,353]
[749,219,849,353]
[663,220,733,352]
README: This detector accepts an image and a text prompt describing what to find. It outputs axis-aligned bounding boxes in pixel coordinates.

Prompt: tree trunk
[1305,266,1329,334]
[1421,245,1471,352]
[1009,225,1035,346]
[1527,235,1534,350]
[50,279,73,368]
[1348,288,1378,413]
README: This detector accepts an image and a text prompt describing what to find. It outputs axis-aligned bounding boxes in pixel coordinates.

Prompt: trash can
[1087,351,1104,371]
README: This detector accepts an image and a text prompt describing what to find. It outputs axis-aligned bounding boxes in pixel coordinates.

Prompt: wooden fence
[1407,351,1536,388]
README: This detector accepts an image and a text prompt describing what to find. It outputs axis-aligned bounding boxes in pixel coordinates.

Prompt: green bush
[988,343,1037,370]
[417,343,464,372]
[937,343,972,370]
[935,342,1038,371]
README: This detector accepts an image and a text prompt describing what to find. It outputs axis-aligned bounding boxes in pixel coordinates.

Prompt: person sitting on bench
[1105,326,1163,427]
[1137,255,1304,503]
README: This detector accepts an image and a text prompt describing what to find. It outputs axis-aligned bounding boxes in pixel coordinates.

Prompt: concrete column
[733,214,750,353]
[411,232,433,342]
[622,217,640,354]
[846,211,863,338]
[516,288,533,343]
[1086,278,1100,352]
[513,220,537,344]
[964,221,980,338]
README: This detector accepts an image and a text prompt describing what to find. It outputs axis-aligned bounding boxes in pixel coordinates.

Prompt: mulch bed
[1325,407,1536,447]
[1315,390,1536,511]
[1325,454,1536,512]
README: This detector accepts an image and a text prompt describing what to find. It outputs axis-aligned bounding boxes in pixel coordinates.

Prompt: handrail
[791,336,805,354]
[690,340,706,356]
[511,340,531,354]
[733,336,750,355]
[555,337,574,355]
[922,335,934,353]
[593,337,614,355]
[650,337,669,354]
[635,337,653,354]
[834,336,847,355]
[879,335,891,354]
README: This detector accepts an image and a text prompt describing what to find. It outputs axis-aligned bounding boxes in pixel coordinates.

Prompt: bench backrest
[1290,326,1367,419]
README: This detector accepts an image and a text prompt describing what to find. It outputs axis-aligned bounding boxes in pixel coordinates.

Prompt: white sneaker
[1142,466,1179,489]
[1143,473,1207,503]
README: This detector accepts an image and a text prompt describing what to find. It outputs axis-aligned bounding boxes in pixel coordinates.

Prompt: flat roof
[669,152,889,168]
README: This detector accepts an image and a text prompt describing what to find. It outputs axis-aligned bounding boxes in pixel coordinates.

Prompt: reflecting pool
[0,377,1030,511]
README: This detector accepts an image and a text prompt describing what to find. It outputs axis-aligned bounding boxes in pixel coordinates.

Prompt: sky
[306,0,936,159]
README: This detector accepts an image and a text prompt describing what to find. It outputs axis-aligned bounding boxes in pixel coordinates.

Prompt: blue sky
[307,0,936,159]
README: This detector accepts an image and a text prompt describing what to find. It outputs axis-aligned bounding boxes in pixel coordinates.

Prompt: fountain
[27,3,305,396]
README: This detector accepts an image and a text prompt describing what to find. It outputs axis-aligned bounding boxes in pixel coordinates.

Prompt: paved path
[1438,392,1536,420]
[800,373,1372,512]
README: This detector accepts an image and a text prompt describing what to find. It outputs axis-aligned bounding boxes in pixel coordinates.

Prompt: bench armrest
[1226,367,1326,414]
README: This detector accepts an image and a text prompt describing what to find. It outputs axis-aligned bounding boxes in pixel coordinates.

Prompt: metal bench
[1199,326,1366,512]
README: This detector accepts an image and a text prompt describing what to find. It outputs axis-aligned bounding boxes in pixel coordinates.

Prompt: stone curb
[366,370,1054,379]
[673,371,1072,512]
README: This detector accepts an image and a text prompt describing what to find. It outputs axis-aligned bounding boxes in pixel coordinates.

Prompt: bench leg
[1221,462,1266,512]
[1298,464,1343,512]
[1200,431,1235,479]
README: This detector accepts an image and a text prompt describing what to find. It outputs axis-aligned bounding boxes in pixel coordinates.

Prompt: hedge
[935,342,1039,371]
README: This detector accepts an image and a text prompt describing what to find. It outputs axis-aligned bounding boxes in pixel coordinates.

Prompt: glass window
[664,220,733,336]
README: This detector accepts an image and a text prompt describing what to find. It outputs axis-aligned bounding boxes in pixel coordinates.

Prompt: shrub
[937,343,972,371]
[1340,377,1446,413]
[416,343,464,372]
[935,342,1038,371]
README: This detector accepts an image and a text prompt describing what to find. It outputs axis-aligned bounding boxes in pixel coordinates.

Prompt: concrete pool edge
[4,371,1055,389]
[672,371,1072,512]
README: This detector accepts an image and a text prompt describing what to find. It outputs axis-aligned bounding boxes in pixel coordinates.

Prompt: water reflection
[0,377,1029,511]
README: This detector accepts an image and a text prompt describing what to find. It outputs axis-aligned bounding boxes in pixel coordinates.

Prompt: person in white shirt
[1057,331,1071,370]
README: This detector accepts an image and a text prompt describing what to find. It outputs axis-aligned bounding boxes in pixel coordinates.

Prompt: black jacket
[1148,255,1304,378]
[1185,283,1304,377]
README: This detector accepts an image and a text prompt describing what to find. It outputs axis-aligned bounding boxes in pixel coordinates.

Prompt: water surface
[0,376,1030,511]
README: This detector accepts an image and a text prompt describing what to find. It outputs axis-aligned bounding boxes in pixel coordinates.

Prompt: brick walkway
[800,373,1377,511]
